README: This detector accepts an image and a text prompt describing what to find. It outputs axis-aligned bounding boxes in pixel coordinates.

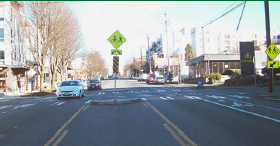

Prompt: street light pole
[147,35,151,74]
[165,13,170,81]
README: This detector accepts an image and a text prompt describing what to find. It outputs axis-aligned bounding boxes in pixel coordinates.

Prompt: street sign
[111,49,122,55]
[113,56,119,74]
[267,61,279,68]
[108,30,126,49]
[265,43,280,60]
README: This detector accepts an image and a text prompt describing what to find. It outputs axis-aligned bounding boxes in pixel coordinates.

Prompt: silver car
[153,77,165,85]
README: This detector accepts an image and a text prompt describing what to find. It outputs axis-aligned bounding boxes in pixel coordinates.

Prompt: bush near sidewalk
[20,91,53,97]
[204,73,222,84]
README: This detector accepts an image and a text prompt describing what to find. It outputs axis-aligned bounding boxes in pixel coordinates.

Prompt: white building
[0,2,31,93]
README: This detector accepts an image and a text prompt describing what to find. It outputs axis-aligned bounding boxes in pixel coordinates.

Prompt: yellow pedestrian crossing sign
[111,49,122,55]
[108,30,126,49]
[267,61,279,68]
[265,43,280,60]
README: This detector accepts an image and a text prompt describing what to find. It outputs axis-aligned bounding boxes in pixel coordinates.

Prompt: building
[0,2,31,93]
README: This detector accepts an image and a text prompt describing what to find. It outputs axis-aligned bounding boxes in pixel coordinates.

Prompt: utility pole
[147,35,151,74]
[264,1,273,93]
[164,13,170,81]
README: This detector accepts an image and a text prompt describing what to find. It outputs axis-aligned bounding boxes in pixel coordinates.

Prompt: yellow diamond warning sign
[108,30,126,49]
[265,43,280,60]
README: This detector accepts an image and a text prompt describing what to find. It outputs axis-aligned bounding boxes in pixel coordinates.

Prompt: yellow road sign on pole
[113,56,119,74]
[265,43,280,60]
[111,49,122,55]
[108,30,126,49]
[267,60,279,68]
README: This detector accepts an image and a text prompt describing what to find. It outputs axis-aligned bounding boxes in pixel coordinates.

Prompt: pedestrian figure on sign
[112,36,117,43]
[268,47,272,54]
[119,36,122,43]
[273,47,278,54]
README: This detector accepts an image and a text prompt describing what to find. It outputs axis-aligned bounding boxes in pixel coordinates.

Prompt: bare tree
[85,51,108,79]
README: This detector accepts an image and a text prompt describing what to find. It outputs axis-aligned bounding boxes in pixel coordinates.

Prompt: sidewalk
[0,91,55,101]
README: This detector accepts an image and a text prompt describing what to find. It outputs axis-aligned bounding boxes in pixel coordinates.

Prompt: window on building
[0,50,4,60]
[224,35,230,39]
[236,62,240,69]
[0,18,4,21]
[229,62,236,69]
[0,28,4,42]
[253,40,258,46]
[224,40,230,46]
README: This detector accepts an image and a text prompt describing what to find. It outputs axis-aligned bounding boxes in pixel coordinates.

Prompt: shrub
[215,73,221,81]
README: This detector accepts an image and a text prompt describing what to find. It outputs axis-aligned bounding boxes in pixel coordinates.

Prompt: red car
[146,74,155,84]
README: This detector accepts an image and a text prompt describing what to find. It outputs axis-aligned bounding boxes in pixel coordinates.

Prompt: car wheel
[82,92,85,97]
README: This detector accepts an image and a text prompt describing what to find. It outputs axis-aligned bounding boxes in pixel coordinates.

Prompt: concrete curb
[103,88,129,92]
[90,98,141,105]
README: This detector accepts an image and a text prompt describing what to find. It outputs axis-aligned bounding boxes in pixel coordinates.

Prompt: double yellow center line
[44,105,87,146]
[144,102,198,146]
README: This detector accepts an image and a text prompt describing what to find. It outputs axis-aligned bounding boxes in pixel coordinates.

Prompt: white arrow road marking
[229,95,250,99]
[98,92,101,95]
[85,100,91,104]
[160,97,168,100]
[102,92,105,95]
[165,96,174,100]
[14,104,34,110]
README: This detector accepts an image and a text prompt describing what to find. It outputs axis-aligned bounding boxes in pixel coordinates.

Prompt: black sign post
[240,42,255,76]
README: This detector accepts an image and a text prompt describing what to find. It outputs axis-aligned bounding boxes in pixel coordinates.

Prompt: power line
[236,1,247,31]
[203,1,238,26]
[202,1,246,28]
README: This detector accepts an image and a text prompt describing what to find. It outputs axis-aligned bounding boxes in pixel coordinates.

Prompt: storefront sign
[240,42,255,76]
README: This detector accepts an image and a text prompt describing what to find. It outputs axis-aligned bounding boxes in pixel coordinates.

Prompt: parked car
[87,79,102,90]
[153,76,165,85]
[146,74,155,84]
[56,80,85,99]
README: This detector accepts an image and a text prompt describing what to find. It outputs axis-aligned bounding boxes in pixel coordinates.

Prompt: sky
[67,1,280,75]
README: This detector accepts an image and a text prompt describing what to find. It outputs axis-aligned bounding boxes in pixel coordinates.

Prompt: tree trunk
[51,69,57,91]
[40,66,45,92]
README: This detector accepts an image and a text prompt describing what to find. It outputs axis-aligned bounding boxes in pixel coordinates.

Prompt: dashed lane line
[160,97,168,100]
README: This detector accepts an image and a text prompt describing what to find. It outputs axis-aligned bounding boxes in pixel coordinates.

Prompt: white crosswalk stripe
[184,95,201,99]
[206,95,226,99]
[165,96,174,100]
[159,97,168,100]
[229,95,250,99]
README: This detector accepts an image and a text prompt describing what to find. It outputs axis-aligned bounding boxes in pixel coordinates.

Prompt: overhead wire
[236,1,247,31]
[202,1,246,28]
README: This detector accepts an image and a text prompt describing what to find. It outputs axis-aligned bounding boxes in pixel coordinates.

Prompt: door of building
[213,62,218,73]
[218,62,224,74]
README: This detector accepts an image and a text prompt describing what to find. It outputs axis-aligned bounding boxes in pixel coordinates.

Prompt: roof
[186,54,240,65]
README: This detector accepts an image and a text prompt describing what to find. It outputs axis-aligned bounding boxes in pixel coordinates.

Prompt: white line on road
[227,98,280,111]
[102,92,105,95]
[0,105,13,110]
[14,104,34,110]
[199,98,280,123]
[141,98,147,101]
[184,96,201,99]
[229,95,250,99]
[85,100,92,104]
[206,95,226,99]
[160,97,168,100]
[56,102,65,105]
[98,92,101,95]
[165,96,174,100]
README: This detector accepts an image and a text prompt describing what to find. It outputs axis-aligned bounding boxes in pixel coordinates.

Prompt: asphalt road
[0,79,280,146]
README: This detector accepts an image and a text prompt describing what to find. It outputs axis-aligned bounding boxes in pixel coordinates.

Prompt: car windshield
[60,81,79,86]
[90,80,99,83]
